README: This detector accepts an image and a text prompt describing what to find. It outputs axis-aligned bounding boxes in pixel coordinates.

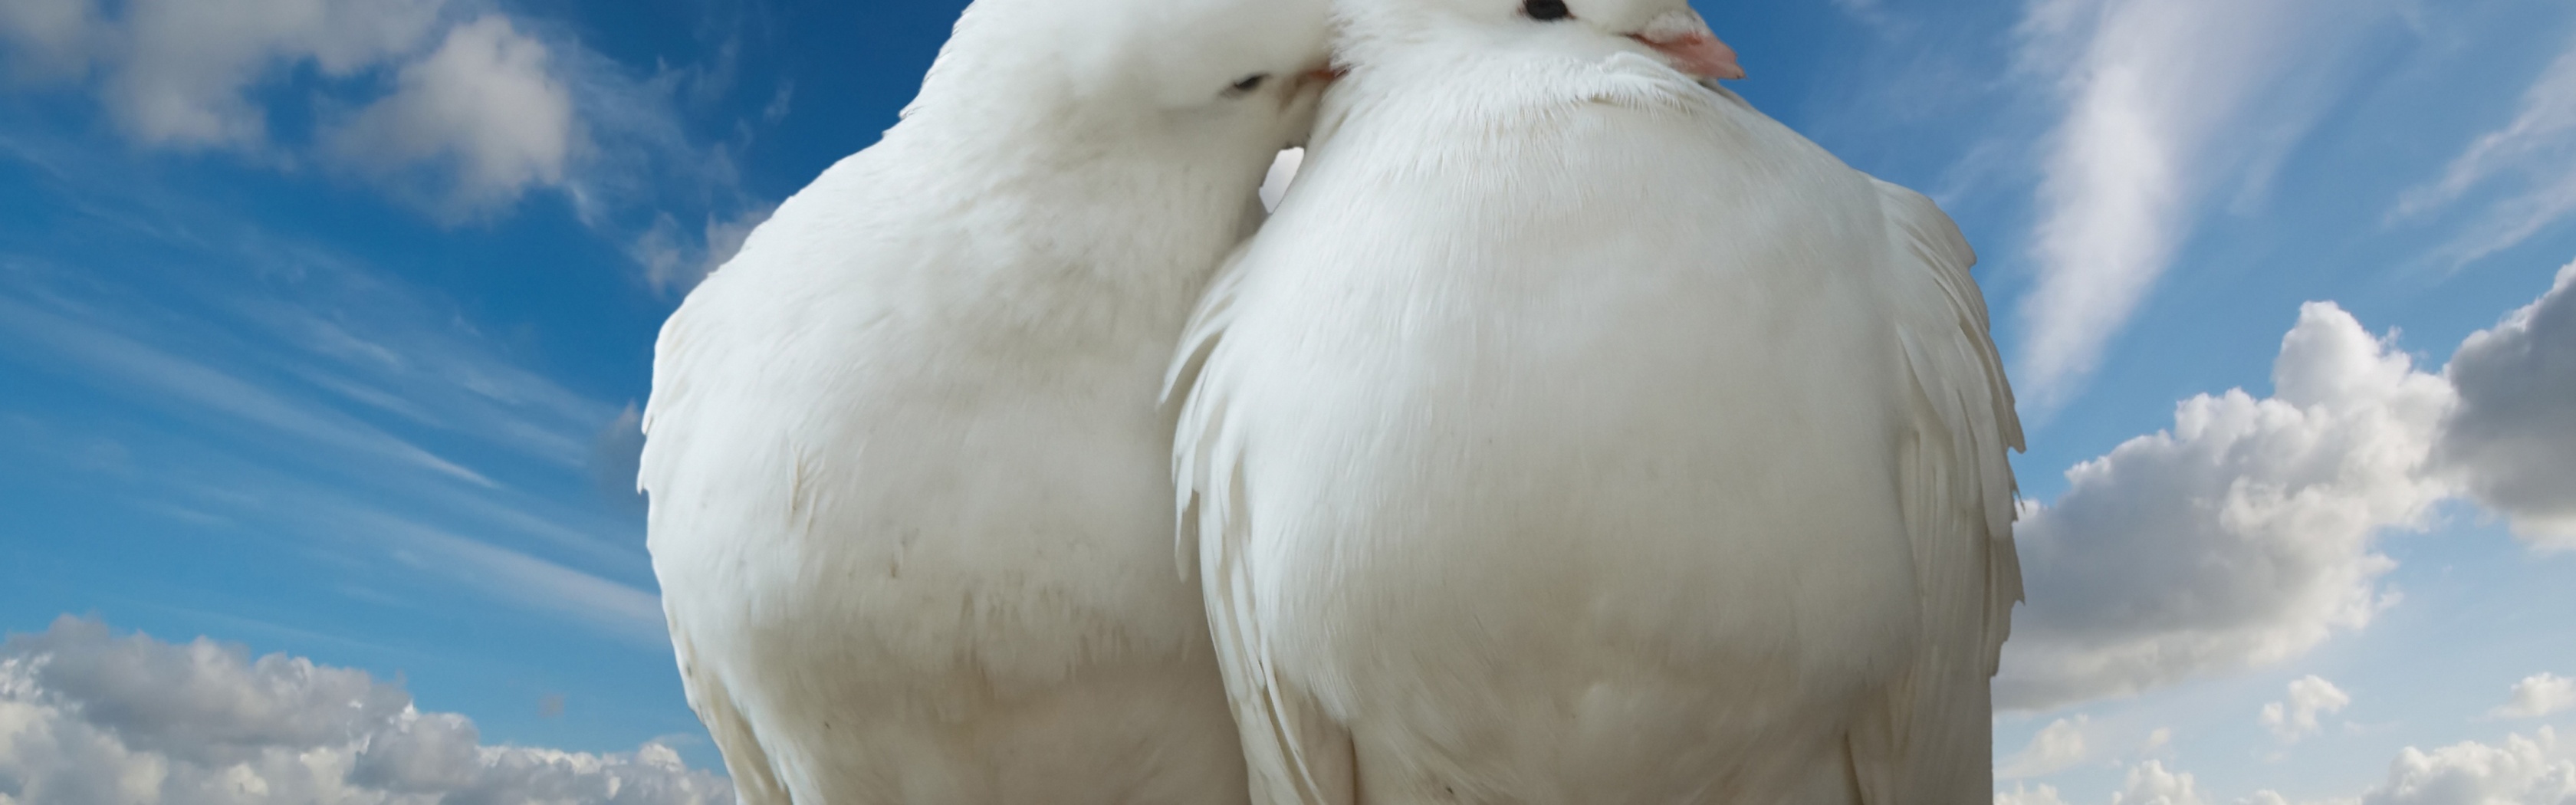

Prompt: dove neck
[900,100,1263,207]
[872,113,1267,302]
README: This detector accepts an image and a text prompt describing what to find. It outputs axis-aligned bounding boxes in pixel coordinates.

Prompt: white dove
[637,0,1332,801]
[1168,0,2023,802]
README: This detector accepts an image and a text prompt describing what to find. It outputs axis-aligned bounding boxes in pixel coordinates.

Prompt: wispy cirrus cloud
[0,177,659,642]
[0,291,495,488]
[342,506,665,645]
[2009,0,2401,409]
[2393,29,2576,271]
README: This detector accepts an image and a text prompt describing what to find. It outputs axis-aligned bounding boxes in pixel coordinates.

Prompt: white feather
[639,0,1330,800]
[1169,3,2023,801]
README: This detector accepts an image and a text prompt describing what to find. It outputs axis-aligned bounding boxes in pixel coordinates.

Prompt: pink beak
[1631,30,1745,80]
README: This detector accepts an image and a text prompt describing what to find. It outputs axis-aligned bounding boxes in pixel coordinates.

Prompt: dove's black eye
[1523,0,1572,21]
[1226,74,1270,96]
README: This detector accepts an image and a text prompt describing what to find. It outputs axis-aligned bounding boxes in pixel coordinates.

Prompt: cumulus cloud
[2435,261,2576,547]
[2114,761,2210,805]
[1995,757,2220,803]
[2494,674,2576,721]
[0,0,766,276]
[1998,302,2455,708]
[0,0,99,80]
[2352,728,2576,805]
[0,0,573,213]
[2009,0,2399,406]
[1995,258,2576,711]
[2001,783,2075,805]
[324,15,578,216]
[0,0,445,148]
[2394,31,2576,269]
[2003,716,2095,779]
[2260,675,2353,743]
[0,616,731,804]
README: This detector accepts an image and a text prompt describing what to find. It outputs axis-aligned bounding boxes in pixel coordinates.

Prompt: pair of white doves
[639,0,2024,802]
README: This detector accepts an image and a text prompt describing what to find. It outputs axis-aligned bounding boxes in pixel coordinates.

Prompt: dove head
[1339,0,1743,80]
[905,0,1336,153]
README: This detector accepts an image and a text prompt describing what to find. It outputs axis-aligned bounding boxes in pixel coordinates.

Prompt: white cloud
[2009,0,2396,407]
[2353,728,2576,805]
[2116,761,2211,805]
[2234,792,2341,805]
[2,238,665,640]
[2395,31,2576,269]
[0,291,493,488]
[324,15,578,215]
[1827,0,1897,31]
[2435,261,2576,547]
[0,616,732,804]
[0,0,764,280]
[0,0,98,79]
[18,0,447,148]
[758,80,794,125]
[2003,783,2076,805]
[0,0,572,210]
[632,201,778,294]
[281,497,663,645]
[2003,716,2095,779]
[2261,675,2354,743]
[1998,302,2456,709]
[397,521,668,646]
[2494,674,2576,721]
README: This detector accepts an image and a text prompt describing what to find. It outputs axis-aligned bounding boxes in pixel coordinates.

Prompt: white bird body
[1170,5,2023,803]
[639,1,1329,801]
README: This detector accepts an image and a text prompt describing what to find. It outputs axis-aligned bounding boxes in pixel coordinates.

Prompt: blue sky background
[2,0,2573,801]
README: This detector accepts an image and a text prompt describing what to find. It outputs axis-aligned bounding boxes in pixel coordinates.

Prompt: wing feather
[666,623,791,805]
[1849,179,2025,804]
[1168,243,1359,805]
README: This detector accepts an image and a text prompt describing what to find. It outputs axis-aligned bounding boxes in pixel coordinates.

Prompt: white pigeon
[637,0,1332,800]
[1167,0,2024,802]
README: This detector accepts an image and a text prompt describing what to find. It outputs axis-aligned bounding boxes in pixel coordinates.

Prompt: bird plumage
[639,0,1330,801]
[1168,5,2022,802]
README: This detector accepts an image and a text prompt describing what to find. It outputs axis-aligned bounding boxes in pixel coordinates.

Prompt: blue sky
[0,0,2572,802]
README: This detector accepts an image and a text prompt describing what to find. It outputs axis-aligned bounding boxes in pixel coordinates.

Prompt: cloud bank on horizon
[0,616,731,805]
